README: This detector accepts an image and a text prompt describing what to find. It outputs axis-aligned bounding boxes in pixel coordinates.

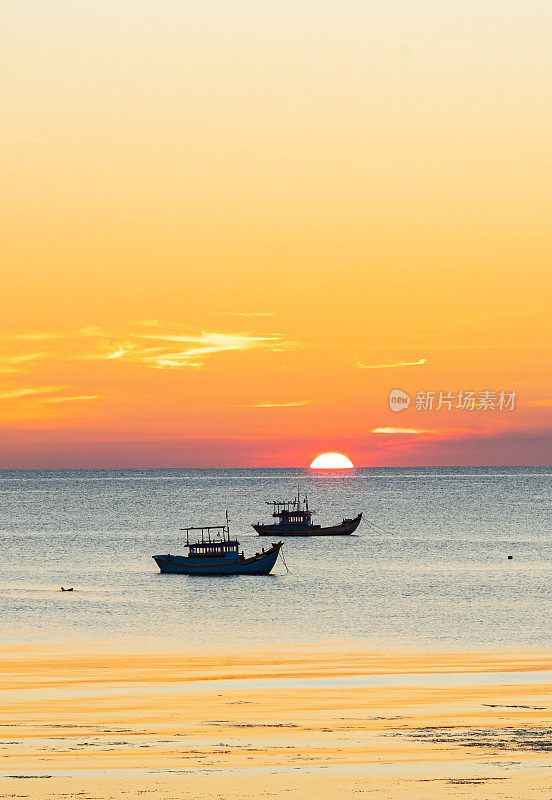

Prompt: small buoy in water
[507,555,513,560]
[61,587,74,591]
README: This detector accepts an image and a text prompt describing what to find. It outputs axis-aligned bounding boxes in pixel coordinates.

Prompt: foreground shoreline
[2,645,552,799]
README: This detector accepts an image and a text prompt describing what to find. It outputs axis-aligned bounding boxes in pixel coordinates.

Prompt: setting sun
[310,453,354,470]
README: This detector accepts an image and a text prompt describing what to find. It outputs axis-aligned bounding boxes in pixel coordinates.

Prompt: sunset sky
[2,1,551,467]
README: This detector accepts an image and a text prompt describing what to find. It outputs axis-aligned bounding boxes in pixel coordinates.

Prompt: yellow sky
[1,1,551,466]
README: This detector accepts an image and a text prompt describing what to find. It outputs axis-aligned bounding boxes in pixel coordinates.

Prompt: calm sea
[1,467,550,652]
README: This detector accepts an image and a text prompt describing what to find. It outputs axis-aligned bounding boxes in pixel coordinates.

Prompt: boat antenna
[225,509,230,540]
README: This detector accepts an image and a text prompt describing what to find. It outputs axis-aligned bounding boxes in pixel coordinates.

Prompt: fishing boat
[153,515,283,575]
[252,493,362,537]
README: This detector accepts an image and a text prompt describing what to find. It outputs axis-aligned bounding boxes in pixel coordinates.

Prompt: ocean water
[0,467,550,653]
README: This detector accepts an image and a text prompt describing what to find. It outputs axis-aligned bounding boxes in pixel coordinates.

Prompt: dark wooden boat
[153,516,283,575]
[252,493,362,537]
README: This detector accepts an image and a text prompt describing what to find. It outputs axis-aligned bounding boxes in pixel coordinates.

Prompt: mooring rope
[364,517,395,536]
[279,548,291,573]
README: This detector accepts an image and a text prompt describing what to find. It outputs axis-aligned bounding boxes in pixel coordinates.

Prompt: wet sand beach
[2,645,552,799]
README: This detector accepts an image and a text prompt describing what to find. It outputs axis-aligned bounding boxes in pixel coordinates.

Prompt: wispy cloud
[78,326,104,337]
[221,311,274,317]
[106,346,129,360]
[242,400,312,408]
[13,331,63,341]
[76,344,130,361]
[0,353,44,375]
[0,386,100,405]
[13,327,102,341]
[0,386,67,401]
[8,353,43,363]
[5,324,294,374]
[135,331,285,369]
[43,395,101,404]
[371,427,437,434]
[138,332,280,348]
[356,358,427,370]
[148,358,205,369]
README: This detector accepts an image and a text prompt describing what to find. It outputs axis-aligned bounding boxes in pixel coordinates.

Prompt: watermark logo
[389,389,517,412]
[414,390,517,411]
[389,389,411,412]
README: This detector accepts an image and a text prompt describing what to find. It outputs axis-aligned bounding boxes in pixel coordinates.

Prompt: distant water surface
[0,467,550,652]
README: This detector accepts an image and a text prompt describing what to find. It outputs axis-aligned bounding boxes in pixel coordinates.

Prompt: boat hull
[153,542,282,575]
[253,513,362,537]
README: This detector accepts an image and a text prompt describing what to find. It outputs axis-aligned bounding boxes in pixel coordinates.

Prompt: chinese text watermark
[389,389,517,412]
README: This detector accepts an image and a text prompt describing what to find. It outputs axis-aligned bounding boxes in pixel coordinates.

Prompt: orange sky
[1,1,551,467]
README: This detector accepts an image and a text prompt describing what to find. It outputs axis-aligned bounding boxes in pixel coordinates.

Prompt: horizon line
[0,464,549,471]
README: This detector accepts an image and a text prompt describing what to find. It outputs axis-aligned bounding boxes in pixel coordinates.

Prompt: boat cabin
[267,493,315,527]
[182,523,243,560]
[188,540,240,558]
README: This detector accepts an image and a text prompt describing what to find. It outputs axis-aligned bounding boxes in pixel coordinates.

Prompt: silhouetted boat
[252,493,362,536]
[153,514,283,575]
